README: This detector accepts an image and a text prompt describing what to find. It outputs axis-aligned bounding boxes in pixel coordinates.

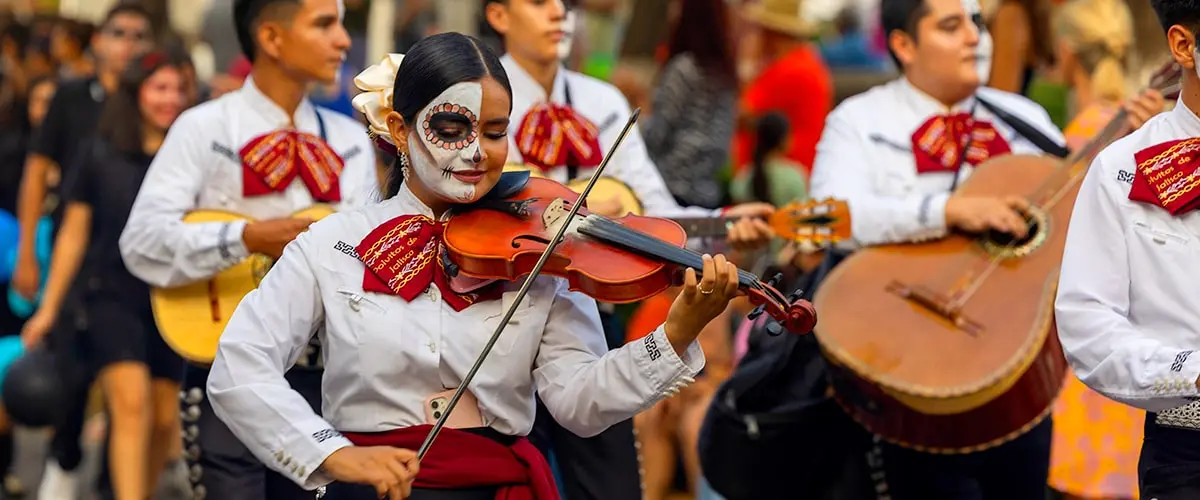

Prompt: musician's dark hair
[667,0,738,87]
[98,48,193,155]
[234,0,300,62]
[750,112,790,204]
[880,0,930,68]
[100,3,152,32]
[1149,0,1200,34]
[384,32,513,198]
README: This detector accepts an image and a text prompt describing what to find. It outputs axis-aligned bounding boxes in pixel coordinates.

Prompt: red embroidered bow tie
[911,113,1012,174]
[1129,138,1200,215]
[515,102,603,172]
[356,215,501,311]
[241,130,344,202]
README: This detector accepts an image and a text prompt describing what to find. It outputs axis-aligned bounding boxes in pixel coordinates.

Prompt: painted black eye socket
[429,112,472,141]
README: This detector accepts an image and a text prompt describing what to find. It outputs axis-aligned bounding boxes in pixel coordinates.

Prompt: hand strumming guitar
[945,195,1030,238]
[242,217,315,259]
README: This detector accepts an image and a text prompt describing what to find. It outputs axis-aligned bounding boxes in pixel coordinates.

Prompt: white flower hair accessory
[351,53,405,155]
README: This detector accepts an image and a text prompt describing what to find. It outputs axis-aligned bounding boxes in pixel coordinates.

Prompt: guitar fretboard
[670,217,736,239]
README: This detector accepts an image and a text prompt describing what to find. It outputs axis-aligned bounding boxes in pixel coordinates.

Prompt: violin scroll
[745,284,817,335]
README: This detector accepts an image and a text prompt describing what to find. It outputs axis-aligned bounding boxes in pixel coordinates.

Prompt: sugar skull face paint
[962,0,993,84]
[408,82,487,203]
[558,10,577,62]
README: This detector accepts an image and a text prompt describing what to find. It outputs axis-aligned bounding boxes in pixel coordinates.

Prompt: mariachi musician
[117,0,378,499]
[806,0,1162,496]
[476,1,776,498]
[1055,1,1200,498]
[204,31,741,499]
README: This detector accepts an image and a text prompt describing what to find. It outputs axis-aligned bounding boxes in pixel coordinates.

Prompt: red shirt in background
[733,45,833,176]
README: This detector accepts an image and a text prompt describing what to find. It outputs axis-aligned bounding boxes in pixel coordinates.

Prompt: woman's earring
[400,152,411,168]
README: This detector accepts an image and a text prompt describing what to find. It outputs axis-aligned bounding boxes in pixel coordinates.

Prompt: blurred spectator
[642,0,738,209]
[818,6,889,70]
[50,18,95,79]
[986,0,1055,95]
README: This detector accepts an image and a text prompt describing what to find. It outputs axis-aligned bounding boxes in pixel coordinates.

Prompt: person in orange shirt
[733,0,834,176]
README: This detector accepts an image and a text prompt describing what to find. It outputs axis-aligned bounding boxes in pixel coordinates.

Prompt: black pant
[869,417,1053,500]
[47,325,94,473]
[181,363,323,500]
[525,309,642,500]
[1139,415,1200,499]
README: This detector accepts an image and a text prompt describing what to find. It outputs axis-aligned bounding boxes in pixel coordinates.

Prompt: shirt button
[428,286,440,302]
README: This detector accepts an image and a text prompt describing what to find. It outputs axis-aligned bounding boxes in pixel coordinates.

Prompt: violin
[443,175,818,334]
[413,108,816,461]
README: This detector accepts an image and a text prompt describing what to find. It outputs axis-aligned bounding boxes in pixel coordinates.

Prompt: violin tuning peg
[767,272,784,288]
[787,289,804,302]
[746,304,765,321]
[765,322,783,336]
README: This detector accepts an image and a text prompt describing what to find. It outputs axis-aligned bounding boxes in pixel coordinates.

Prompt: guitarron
[151,205,335,364]
[812,63,1182,453]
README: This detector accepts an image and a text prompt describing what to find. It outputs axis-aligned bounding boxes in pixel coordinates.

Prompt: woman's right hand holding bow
[322,446,420,499]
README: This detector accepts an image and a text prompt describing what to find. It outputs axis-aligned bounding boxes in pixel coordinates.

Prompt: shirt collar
[239,75,320,133]
[389,181,437,220]
[1170,97,1200,137]
[500,53,567,104]
[897,77,978,116]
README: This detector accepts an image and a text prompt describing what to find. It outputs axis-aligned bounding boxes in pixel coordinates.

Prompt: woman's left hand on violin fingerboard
[663,254,741,355]
[723,202,776,252]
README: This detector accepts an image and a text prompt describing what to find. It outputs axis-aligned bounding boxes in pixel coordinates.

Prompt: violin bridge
[542,197,569,229]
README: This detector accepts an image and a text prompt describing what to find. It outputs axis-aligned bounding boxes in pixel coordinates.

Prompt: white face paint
[406,82,487,204]
[962,0,992,84]
[558,10,577,62]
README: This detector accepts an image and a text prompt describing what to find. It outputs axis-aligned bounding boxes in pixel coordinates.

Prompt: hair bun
[351,54,405,147]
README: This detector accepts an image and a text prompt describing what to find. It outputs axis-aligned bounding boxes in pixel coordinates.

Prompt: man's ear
[385,111,410,156]
[255,20,287,61]
[485,2,511,37]
[889,30,918,69]
[1165,24,1197,71]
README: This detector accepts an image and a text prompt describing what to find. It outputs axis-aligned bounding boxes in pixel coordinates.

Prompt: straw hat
[742,0,818,39]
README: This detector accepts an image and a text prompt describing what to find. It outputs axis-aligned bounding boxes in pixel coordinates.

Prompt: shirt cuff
[634,326,706,400]
[284,422,354,490]
[219,219,252,263]
[1150,351,1200,402]
[914,192,951,240]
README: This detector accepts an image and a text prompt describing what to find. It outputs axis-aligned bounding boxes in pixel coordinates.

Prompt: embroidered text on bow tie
[516,102,603,172]
[355,215,501,311]
[240,130,344,202]
[911,113,1012,174]
[1129,138,1200,215]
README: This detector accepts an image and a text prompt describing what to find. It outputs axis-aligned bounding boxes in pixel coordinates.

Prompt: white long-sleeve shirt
[1055,100,1200,413]
[501,55,716,219]
[118,77,379,288]
[206,182,705,490]
[808,78,1065,247]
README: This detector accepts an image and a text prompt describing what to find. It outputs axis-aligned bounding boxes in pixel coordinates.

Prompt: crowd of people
[0,0,1194,499]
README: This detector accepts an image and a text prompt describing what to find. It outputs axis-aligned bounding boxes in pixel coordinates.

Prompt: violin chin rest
[486,171,532,200]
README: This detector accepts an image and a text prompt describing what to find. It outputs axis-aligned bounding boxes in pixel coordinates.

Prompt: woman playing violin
[206,32,748,500]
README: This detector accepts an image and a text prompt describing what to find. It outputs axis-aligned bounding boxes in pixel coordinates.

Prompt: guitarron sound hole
[979,206,1050,259]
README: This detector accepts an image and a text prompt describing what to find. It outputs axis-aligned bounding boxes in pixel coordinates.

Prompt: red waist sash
[341,425,559,500]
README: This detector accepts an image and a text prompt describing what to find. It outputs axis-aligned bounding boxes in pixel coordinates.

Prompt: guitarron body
[152,205,334,364]
[814,155,1071,453]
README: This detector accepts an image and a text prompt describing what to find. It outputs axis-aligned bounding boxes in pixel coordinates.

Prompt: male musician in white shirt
[1055,1,1200,497]
[809,0,1169,495]
[808,0,1063,496]
[118,0,377,499]
[482,1,774,498]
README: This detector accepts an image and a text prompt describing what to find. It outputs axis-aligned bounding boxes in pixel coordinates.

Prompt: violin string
[582,217,766,292]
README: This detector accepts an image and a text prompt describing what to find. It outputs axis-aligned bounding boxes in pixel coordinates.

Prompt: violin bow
[415,109,642,460]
